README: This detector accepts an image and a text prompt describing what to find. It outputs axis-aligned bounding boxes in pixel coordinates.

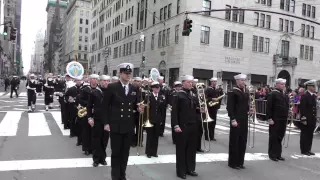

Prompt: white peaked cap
[304,79,316,86]
[151,81,160,86]
[30,74,35,77]
[234,73,247,80]
[117,63,134,69]
[275,78,286,84]
[193,79,199,83]
[74,75,83,80]
[174,81,182,85]
[181,75,194,81]
[134,77,142,81]
[89,74,100,79]
[143,78,149,81]
[158,76,164,80]
[100,75,111,81]
[210,77,218,81]
[112,76,119,80]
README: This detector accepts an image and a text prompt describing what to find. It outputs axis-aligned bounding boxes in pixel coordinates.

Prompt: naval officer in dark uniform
[103,63,144,180]
[266,78,289,161]
[300,80,317,156]
[227,73,252,170]
[145,81,166,158]
[172,75,199,179]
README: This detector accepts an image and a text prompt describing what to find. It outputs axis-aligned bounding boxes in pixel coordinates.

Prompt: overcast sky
[21,0,47,74]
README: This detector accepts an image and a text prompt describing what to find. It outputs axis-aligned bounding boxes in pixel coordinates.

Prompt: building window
[78,53,81,59]
[302,3,306,16]
[158,31,162,47]
[265,38,270,53]
[175,25,179,44]
[79,45,82,50]
[254,12,259,26]
[138,41,141,53]
[85,28,88,33]
[224,30,230,47]
[168,4,172,18]
[202,0,211,16]
[239,10,244,23]
[162,30,166,47]
[280,0,284,10]
[252,35,258,52]
[290,0,295,12]
[225,5,231,20]
[80,18,83,24]
[200,26,210,44]
[310,46,313,60]
[267,0,272,6]
[266,15,271,29]
[231,31,237,48]
[301,24,305,37]
[164,6,167,20]
[143,38,146,52]
[305,45,309,59]
[86,19,89,25]
[300,45,304,59]
[285,0,290,11]
[232,7,238,22]
[307,5,311,17]
[166,28,170,46]
[258,37,264,52]
[289,21,294,32]
[284,20,289,32]
[79,36,82,41]
[312,6,316,18]
[135,40,138,53]
[80,27,83,33]
[177,0,180,14]
[260,14,265,27]
[238,33,243,49]
[306,25,310,37]
[311,26,314,39]
[279,18,283,31]
[84,54,87,60]
[160,8,163,20]
[119,46,122,57]
[281,40,290,58]
[153,12,156,25]
[85,36,88,42]
[151,34,155,50]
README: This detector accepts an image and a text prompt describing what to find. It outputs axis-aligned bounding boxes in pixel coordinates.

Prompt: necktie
[123,86,126,95]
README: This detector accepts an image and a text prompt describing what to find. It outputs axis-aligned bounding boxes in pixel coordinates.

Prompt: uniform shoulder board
[271,89,281,93]
[232,87,242,92]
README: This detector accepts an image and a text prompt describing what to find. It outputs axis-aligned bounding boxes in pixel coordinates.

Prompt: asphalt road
[0,81,320,180]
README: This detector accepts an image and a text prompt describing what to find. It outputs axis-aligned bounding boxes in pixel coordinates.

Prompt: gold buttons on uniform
[129,109,131,111]
[121,109,123,111]
[128,115,130,117]
[122,103,124,105]
[129,103,131,105]
[121,115,123,117]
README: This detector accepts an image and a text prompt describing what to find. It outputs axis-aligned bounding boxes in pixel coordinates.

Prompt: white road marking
[50,112,69,136]
[0,92,5,96]
[28,113,51,136]
[0,153,319,172]
[19,92,27,97]
[0,111,23,136]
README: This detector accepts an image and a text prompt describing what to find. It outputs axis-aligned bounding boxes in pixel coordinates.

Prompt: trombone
[248,86,256,148]
[136,87,146,156]
[283,95,295,148]
[195,83,214,152]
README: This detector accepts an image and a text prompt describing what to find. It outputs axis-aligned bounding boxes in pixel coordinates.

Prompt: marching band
[23,60,320,180]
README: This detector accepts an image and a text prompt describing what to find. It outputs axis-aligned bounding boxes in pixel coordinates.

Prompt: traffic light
[10,28,17,41]
[142,56,146,64]
[3,26,8,36]
[182,19,193,36]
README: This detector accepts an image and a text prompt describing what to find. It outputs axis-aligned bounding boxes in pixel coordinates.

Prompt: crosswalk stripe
[0,92,5,96]
[50,112,70,136]
[0,152,319,171]
[28,113,51,136]
[19,92,27,97]
[0,111,23,136]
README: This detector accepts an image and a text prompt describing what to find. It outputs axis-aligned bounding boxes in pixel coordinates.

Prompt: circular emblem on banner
[150,68,160,82]
[66,61,84,79]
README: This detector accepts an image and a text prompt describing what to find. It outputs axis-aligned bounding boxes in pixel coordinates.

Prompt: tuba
[195,83,214,152]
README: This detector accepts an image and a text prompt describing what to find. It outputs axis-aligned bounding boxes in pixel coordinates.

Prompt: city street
[0,82,319,180]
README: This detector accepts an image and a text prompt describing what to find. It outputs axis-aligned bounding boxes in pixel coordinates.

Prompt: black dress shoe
[93,162,99,167]
[229,166,240,170]
[147,155,151,158]
[152,155,158,157]
[76,142,82,146]
[211,138,217,141]
[177,174,186,179]
[119,177,127,180]
[308,151,315,155]
[84,151,90,155]
[197,149,204,152]
[238,165,245,169]
[277,157,285,161]
[100,161,107,165]
[270,157,278,162]
[302,152,310,156]
[187,171,198,176]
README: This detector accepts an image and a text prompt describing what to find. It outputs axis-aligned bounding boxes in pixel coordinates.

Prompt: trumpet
[208,93,225,107]
[77,104,87,118]
[248,86,256,148]
[196,83,214,152]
